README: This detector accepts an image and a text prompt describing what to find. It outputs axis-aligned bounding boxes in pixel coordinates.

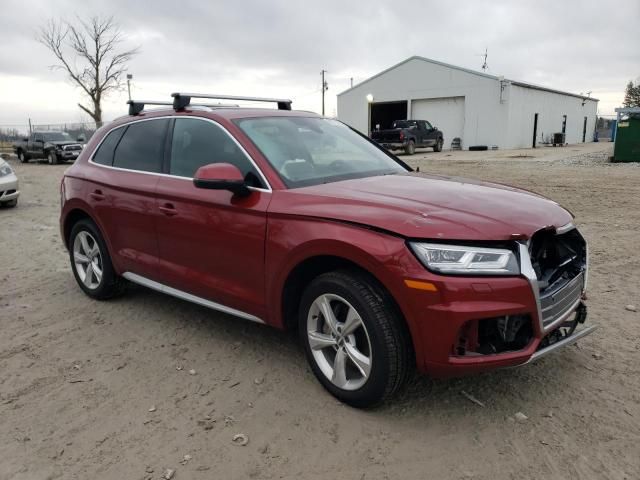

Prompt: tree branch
[37,16,140,124]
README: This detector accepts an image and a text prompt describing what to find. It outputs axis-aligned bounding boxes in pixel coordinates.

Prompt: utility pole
[350,77,353,88]
[126,73,133,101]
[321,70,328,116]
[28,118,32,135]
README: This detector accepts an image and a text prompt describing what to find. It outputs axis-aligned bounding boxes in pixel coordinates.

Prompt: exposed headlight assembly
[0,163,13,177]
[409,242,520,275]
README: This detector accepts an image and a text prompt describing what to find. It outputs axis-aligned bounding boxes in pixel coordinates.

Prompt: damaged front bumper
[521,302,597,365]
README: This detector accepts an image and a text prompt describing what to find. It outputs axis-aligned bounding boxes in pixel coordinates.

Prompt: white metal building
[337,56,599,150]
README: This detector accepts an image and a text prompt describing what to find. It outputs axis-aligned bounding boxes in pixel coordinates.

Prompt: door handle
[90,189,105,201]
[159,203,178,216]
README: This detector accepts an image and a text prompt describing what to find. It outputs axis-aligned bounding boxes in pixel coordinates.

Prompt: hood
[270,173,573,241]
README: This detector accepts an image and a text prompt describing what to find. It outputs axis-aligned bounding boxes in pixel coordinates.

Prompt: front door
[154,117,270,320]
[421,120,438,146]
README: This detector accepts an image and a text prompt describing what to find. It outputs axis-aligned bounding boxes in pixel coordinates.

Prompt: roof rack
[127,100,173,115]
[172,92,292,111]
[127,99,242,115]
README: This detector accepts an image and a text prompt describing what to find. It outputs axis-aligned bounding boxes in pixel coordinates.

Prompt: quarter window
[92,127,125,166]
[113,119,169,173]
[169,118,263,187]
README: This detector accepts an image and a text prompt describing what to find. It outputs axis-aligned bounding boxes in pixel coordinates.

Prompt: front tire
[404,140,416,155]
[0,199,17,208]
[47,151,58,165]
[69,219,125,300]
[18,151,27,163]
[433,138,443,152]
[299,270,411,407]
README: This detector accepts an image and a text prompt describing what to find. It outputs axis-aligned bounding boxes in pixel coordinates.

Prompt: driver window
[424,121,433,130]
[170,118,263,187]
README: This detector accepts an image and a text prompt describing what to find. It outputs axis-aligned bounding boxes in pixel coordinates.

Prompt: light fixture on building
[366,94,374,103]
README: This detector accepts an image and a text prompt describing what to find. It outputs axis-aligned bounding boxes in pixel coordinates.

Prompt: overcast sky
[0,0,638,130]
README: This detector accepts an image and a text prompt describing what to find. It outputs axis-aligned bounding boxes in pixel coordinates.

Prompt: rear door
[154,117,270,320]
[87,118,169,279]
[29,133,42,157]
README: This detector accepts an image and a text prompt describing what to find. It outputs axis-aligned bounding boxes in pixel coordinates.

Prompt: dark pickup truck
[14,131,84,165]
[371,120,443,155]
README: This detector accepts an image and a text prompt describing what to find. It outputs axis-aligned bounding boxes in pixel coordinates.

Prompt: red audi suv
[60,93,595,407]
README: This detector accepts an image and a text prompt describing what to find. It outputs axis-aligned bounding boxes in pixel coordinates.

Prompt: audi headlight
[0,163,13,177]
[409,242,519,275]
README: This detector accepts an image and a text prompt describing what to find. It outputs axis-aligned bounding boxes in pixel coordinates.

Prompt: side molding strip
[122,272,265,324]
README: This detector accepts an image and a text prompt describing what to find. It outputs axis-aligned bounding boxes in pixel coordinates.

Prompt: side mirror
[193,163,251,197]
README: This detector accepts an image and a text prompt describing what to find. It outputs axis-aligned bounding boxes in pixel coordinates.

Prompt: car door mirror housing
[193,163,251,197]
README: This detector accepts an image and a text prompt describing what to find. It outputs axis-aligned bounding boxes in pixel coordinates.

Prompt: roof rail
[171,92,292,111]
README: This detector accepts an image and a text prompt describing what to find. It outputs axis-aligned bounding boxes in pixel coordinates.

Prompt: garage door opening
[369,101,407,133]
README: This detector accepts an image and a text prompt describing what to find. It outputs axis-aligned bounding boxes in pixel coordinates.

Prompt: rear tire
[299,269,411,408]
[404,140,416,155]
[433,138,443,152]
[18,151,27,163]
[69,219,126,300]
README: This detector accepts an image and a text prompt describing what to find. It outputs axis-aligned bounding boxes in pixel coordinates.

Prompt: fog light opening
[456,315,533,356]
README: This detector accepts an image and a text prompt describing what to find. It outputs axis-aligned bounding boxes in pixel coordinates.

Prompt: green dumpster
[614,107,640,162]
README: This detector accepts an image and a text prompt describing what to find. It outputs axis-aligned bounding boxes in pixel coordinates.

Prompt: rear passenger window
[170,118,263,187]
[93,127,125,165]
[113,119,169,173]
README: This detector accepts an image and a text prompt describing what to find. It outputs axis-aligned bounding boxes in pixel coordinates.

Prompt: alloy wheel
[306,293,372,390]
[72,231,103,290]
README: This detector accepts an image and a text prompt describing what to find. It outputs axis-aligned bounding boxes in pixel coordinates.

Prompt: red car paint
[60,107,584,378]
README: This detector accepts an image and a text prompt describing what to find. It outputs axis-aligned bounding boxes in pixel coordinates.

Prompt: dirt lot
[1,142,638,480]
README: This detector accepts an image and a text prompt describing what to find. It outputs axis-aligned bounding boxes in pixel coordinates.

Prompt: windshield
[41,132,72,142]
[392,120,416,129]
[235,117,409,188]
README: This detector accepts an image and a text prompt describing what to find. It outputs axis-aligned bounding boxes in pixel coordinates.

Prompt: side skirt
[122,272,265,324]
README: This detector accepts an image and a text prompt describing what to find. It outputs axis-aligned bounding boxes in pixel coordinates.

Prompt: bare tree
[38,16,139,126]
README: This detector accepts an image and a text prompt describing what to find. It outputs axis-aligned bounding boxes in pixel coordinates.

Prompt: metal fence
[0,122,98,143]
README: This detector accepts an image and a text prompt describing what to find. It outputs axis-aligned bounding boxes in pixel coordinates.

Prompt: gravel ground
[1,142,639,480]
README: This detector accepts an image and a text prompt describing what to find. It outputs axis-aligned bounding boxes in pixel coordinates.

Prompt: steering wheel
[279,158,315,180]
[327,159,348,171]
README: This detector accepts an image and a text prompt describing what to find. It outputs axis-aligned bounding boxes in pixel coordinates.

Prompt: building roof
[338,55,599,102]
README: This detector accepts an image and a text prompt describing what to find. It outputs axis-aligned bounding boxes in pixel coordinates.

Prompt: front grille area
[63,144,82,151]
[529,227,587,328]
[540,272,584,326]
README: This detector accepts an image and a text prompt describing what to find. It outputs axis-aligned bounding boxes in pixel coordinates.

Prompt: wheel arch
[63,208,93,247]
[279,250,417,367]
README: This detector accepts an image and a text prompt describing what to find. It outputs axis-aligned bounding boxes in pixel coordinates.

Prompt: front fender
[265,215,425,365]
